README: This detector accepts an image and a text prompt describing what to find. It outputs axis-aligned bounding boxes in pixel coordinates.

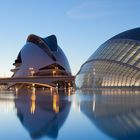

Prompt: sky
[0,0,140,76]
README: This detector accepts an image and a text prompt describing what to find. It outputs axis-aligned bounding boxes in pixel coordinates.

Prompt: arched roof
[27,34,58,52]
[27,34,57,61]
[110,27,140,41]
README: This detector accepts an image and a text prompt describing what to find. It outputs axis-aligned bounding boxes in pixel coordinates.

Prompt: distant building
[76,28,140,88]
[11,34,71,77]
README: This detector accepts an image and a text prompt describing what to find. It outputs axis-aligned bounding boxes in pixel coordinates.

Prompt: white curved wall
[14,42,71,77]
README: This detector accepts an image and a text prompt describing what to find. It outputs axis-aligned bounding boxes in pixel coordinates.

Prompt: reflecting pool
[0,88,140,140]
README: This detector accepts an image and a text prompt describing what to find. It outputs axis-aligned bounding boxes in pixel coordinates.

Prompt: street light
[52,70,56,76]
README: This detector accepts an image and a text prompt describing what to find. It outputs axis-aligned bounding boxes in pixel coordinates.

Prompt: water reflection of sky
[1,88,140,140]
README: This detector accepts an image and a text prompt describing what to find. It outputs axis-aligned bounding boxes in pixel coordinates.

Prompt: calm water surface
[0,88,140,140]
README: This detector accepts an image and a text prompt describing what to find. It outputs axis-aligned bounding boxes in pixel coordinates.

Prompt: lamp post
[52,70,56,76]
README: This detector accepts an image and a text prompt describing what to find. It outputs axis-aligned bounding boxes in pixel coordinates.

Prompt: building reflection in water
[14,87,72,139]
[53,93,59,113]
[30,87,36,114]
[76,88,140,140]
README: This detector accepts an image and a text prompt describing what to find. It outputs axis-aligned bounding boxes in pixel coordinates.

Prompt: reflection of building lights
[53,94,59,113]
[68,88,71,96]
[72,102,80,112]
[30,87,36,114]
[72,95,81,112]
[93,94,96,112]
[72,102,76,110]
[68,87,72,101]
[0,100,15,113]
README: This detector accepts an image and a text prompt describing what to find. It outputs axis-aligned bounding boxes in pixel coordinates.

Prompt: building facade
[11,34,71,77]
[76,28,140,88]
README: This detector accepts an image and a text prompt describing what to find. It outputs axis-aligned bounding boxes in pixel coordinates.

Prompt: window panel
[120,42,136,62]
[114,41,131,61]
[122,44,140,63]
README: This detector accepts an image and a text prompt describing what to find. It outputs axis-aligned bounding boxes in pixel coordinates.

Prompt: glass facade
[76,28,140,88]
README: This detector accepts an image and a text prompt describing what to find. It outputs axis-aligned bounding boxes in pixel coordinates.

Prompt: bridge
[0,76,75,88]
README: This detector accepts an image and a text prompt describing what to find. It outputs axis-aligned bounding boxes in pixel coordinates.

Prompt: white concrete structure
[11,34,71,77]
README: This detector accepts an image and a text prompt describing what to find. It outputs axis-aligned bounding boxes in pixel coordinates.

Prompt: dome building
[76,28,140,88]
[11,34,71,78]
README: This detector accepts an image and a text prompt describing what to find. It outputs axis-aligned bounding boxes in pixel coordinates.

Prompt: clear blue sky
[0,0,140,76]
